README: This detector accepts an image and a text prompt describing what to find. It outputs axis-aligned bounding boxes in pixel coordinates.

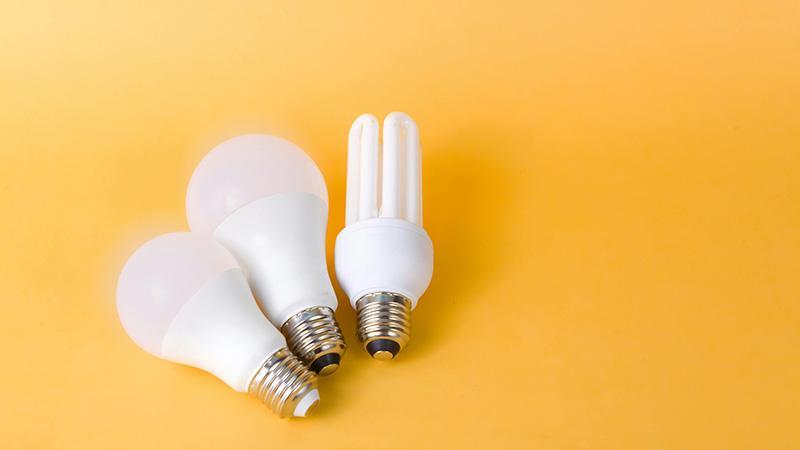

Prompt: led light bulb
[186,135,346,375]
[335,112,434,360]
[116,233,319,418]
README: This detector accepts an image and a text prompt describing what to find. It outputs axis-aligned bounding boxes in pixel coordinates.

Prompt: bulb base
[281,307,346,376]
[356,292,412,360]
[248,348,319,418]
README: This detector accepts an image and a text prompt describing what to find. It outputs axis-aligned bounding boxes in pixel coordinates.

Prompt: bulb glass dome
[116,232,239,355]
[186,134,328,236]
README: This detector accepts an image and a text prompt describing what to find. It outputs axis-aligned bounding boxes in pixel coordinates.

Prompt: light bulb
[335,112,434,360]
[116,232,319,418]
[186,134,346,375]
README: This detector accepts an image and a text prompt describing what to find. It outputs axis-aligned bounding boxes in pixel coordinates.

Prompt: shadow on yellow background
[413,132,521,359]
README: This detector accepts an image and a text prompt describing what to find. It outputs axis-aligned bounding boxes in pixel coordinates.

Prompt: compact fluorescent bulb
[335,112,434,360]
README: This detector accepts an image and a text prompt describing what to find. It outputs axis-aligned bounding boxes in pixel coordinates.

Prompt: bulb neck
[281,307,346,376]
[248,348,319,418]
[212,193,339,326]
[356,292,412,360]
[335,219,433,310]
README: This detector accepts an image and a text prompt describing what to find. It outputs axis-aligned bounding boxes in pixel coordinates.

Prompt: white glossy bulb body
[335,113,433,358]
[186,134,336,328]
[186,135,345,374]
[116,233,318,417]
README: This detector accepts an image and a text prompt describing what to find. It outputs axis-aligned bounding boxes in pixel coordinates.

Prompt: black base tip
[366,339,401,359]
[309,353,341,374]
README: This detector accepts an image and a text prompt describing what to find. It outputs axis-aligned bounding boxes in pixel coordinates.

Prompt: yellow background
[1,1,798,448]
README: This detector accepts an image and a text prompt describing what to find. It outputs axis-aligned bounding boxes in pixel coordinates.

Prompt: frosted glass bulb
[186,134,328,236]
[186,135,346,375]
[335,112,434,360]
[116,232,319,418]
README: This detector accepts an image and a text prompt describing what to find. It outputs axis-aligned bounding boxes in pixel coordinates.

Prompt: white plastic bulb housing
[335,112,434,360]
[116,232,319,418]
[186,134,345,375]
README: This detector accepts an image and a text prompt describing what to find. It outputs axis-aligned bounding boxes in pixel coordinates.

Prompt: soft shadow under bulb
[335,112,434,360]
[186,134,346,375]
[116,232,319,418]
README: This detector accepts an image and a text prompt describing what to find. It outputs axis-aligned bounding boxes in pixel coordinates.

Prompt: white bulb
[186,135,345,375]
[186,134,328,236]
[335,112,434,360]
[116,232,319,418]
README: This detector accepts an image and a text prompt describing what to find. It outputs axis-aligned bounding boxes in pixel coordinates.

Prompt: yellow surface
[1,1,798,448]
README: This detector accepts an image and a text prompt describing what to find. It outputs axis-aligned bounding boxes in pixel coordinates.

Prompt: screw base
[356,292,412,360]
[281,307,346,375]
[248,348,319,418]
